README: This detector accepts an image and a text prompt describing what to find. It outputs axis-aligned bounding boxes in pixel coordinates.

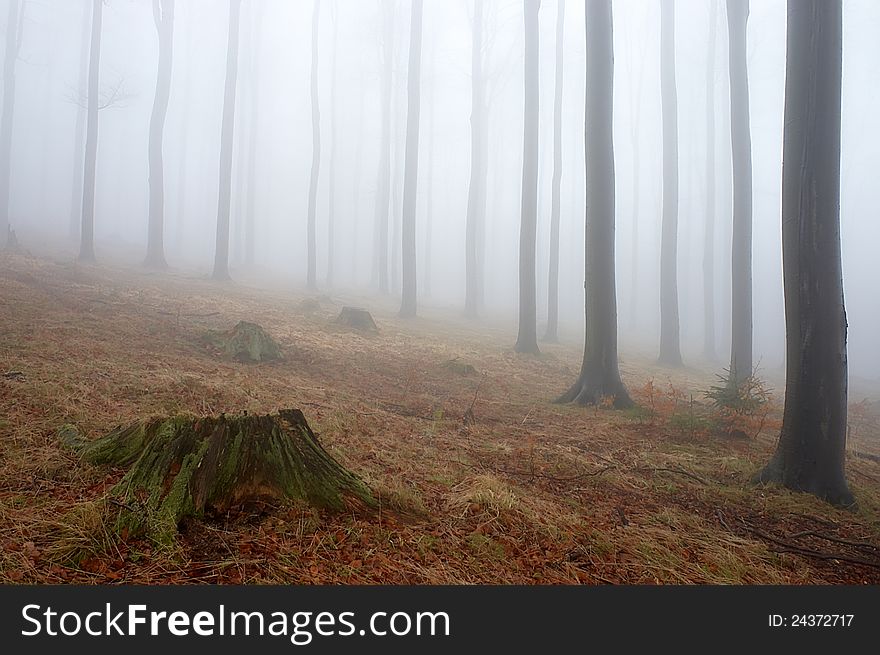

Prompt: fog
[4,0,878,383]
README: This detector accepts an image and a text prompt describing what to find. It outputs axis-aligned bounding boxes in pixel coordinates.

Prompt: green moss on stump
[202,321,283,362]
[62,410,375,544]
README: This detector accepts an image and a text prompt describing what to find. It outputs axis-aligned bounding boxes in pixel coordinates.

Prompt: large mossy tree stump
[334,306,378,333]
[202,321,283,362]
[61,410,375,544]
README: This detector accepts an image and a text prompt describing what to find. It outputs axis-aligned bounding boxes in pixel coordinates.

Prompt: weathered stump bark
[61,409,374,543]
[334,306,379,333]
[202,321,282,362]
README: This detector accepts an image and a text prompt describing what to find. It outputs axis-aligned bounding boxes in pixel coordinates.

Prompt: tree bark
[305,0,321,289]
[244,2,264,267]
[69,1,91,243]
[726,0,753,384]
[78,0,103,263]
[144,0,175,269]
[211,0,242,281]
[326,1,338,287]
[0,0,20,248]
[544,0,564,342]
[514,0,540,355]
[371,1,393,293]
[464,0,487,319]
[399,0,423,318]
[755,0,852,506]
[559,0,631,408]
[658,0,682,366]
[702,0,718,360]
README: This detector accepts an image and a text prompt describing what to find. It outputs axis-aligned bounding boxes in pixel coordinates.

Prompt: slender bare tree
[326,1,338,287]
[372,0,393,293]
[702,0,718,360]
[755,0,852,506]
[0,0,21,248]
[69,1,91,243]
[514,0,541,355]
[658,0,682,366]
[211,0,243,281]
[78,0,104,263]
[306,0,321,289]
[399,0,423,318]
[144,0,176,269]
[544,0,565,342]
[726,0,753,384]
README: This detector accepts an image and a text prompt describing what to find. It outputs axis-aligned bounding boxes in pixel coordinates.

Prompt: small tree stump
[334,306,379,333]
[202,321,282,362]
[61,410,375,543]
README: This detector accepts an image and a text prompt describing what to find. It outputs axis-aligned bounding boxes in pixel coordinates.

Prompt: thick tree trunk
[514,0,540,355]
[144,0,175,269]
[64,410,375,544]
[559,0,631,408]
[464,0,486,319]
[658,0,682,366]
[702,0,718,360]
[211,0,242,281]
[372,2,393,293]
[0,0,20,249]
[544,0,564,342]
[69,2,90,243]
[755,0,852,506]
[305,0,321,289]
[726,0,753,384]
[78,0,103,263]
[399,0,423,318]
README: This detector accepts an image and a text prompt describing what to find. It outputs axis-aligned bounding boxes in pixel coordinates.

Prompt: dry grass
[1,250,880,584]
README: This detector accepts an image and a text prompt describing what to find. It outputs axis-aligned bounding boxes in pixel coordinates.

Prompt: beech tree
[0,0,21,248]
[657,0,682,366]
[559,0,630,408]
[78,0,104,263]
[464,0,487,318]
[371,1,393,293]
[305,0,321,289]
[326,1,338,287]
[755,0,852,506]
[211,0,243,281]
[514,0,540,355]
[726,0,753,384]
[399,0,423,318]
[543,0,564,343]
[144,0,176,269]
[69,2,90,242]
[702,0,718,360]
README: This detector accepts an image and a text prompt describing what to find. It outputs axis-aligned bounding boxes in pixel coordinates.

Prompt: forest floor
[2,250,880,584]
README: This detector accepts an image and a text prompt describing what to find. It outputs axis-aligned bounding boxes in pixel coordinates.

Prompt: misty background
[4,0,879,384]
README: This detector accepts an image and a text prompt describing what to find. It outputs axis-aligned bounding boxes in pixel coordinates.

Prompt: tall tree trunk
[326,2,338,287]
[211,0,242,281]
[69,1,90,243]
[398,0,423,318]
[0,0,21,248]
[702,0,718,360]
[464,0,486,318]
[351,79,365,285]
[244,2,264,268]
[144,0,175,269]
[514,0,540,355]
[544,0,564,342]
[658,0,682,366]
[174,3,193,256]
[422,37,434,298]
[755,0,851,506]
[372,1,393,293]
[559,0,630,408]
[306,0,321,289]
[726,0,753,384]
[628,18,647,333]
[78,0,103,263]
